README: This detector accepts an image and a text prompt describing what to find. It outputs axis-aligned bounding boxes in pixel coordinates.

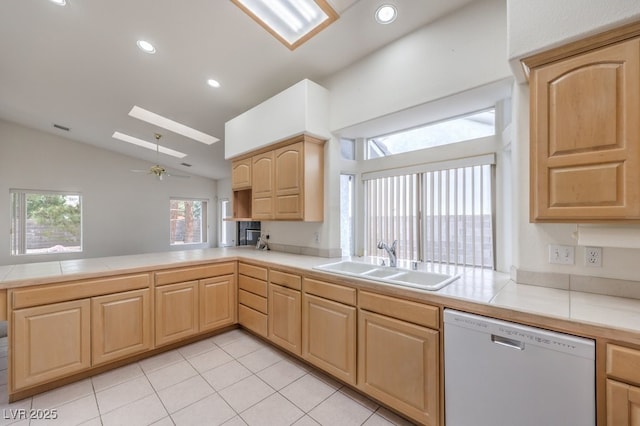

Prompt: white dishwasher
[444,309,595,426]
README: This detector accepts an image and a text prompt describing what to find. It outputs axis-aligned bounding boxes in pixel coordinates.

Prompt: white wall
[0,119,218,265]
[327,0,510,133]
[508,1,640,280]
[507,0,640,81]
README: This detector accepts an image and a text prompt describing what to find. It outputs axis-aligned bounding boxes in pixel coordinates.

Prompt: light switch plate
[549,244,575,265]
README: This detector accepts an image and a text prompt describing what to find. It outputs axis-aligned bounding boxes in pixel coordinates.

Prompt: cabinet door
[302,293,356,385]
[268,283,301,355]
[155,281,199,346]
[13,299,91,390]
[252,151,274,220]
[200,275,237,332]
[231,158,252,190]
[91,289,151,366]
[607,379,640,426]
[530,37,640,221]
[358,310,439,426]
[274,142,304,220]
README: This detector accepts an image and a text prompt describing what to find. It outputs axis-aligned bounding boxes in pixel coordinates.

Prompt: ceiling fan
[131,134,190,180]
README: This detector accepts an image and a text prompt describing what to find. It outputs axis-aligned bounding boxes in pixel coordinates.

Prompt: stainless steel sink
[313,260,459,291]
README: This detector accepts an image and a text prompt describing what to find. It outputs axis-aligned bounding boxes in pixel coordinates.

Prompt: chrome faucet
[377,240,398,267]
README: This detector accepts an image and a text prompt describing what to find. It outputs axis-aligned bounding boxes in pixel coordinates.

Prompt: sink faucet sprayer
[377,240,398,267]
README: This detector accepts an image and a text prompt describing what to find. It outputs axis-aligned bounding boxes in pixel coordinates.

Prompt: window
[10,190,82,255]
[170,199,207,245]
[219,198,235,247]
[340,138,356,160]
[340,174,355,256]
[366,109,495,159]
[364,157,495,268]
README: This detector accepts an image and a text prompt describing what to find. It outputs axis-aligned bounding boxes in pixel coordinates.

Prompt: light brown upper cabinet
[231,158,252,190]
[274,139,323,221]
[524,25,640,222]
[230,134,325,222]
[252,151,275,220]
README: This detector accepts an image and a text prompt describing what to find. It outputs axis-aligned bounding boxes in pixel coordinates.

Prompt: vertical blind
[365,174,420,262]
[364,155,495,268]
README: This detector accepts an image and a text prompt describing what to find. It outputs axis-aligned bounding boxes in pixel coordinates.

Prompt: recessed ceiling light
[112,131,187,158]
[136,40,156,54]
[207,79,221,88]
[232,0,338,50]
[375,4,397,24]
[128,106,220,145]
[49,0,67,6]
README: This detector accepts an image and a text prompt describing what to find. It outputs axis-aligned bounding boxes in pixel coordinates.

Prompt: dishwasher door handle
[491,334,525,350]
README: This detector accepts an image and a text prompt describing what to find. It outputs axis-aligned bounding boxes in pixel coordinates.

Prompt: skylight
[232,0,338,50]
[128,106,219,145]
[367,109,496,159]
[112,131,187,158]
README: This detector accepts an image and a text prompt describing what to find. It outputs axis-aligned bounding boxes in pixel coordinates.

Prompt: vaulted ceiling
[0,0,476,179]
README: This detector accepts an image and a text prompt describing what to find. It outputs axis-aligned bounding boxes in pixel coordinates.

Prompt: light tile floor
[0,330,416,425]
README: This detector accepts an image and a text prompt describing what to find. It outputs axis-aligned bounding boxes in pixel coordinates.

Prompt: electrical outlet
[314,232,319,244]
[549,244,575,265]
[584,246,602,267]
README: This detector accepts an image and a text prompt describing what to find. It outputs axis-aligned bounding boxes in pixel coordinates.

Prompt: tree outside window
[170,199,207,245]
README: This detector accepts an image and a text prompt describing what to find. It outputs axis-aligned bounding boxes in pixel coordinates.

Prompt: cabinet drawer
[238,263,268,281]
[155,262,235,286]
[303,278,356,306]
[270,269,301,290]
[12,274,150,309]
[607,344,640,386]
[239,289,267,314]
[359,291,439,329]
[238,275,267,297]
[238,304,267,337]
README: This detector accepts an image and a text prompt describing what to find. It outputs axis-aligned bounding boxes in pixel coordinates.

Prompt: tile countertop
[2,247,640,338]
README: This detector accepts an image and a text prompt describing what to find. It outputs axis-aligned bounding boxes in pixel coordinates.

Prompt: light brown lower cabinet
[155,281,200,346]
[92,288,152,366]
[607,343,640,425]
[13,299,91,391]
[607,379,640,425]
[302,293,356,385]
[200,275,237,332]
[268,283,301,355]
[358,309,439,426]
